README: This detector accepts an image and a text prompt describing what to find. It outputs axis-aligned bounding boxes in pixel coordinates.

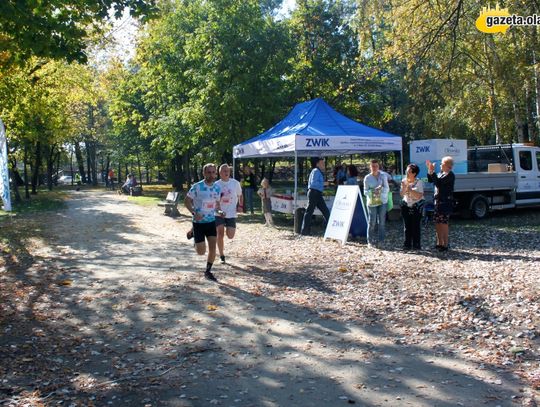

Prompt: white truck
[423,143,540,219]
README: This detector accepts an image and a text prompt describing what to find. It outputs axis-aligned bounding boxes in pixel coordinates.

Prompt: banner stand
[0,118,12,211]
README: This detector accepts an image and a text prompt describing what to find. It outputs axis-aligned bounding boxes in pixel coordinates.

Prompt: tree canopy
[0,0,157,65]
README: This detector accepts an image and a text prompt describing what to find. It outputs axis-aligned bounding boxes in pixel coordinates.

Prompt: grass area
[126,184,175,207]
[0,189,67,217]
[137,184,175,198]
[127,195,162,206]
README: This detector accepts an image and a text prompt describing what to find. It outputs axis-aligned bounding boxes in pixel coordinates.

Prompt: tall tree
[0,0,157,66]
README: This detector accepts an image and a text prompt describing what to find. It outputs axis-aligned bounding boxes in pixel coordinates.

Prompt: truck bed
[421,172,515,195]
[454,172,516,192]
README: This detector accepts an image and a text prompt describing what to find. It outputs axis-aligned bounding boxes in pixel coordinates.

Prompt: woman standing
[345,165,359,185]
[426,157,455,252]
[257,178,274,227]
[363,159,389,248]
[400,164,424,250]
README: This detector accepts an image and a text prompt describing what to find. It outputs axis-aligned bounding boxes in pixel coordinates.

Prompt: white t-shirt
[402,179,424,207]
[215,178,242,218]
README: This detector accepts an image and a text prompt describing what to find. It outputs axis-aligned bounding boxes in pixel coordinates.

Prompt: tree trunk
[525,81,535,142]
[105,155,110,188]
[185,155,191,187]
[136,153,142,185]
[91,143,97,186]
[74,142,86,183]
[99,154,104,183]
[145,162,150,184]
[9,168,22,203]
[46,143,56,191]
[512,101,527,143]
[533,48,540,144]
[31,141,41,194]
[70,148,74,186]
[86,140,92,183]
[172,152,182,191]
[23,144,30,199]
[55,149,61,183]
[85,140,97,186]
[260,160,266,180]
[268,159,277,184]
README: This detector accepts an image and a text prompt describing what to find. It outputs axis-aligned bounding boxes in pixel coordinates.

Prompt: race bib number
[203,200,216,210]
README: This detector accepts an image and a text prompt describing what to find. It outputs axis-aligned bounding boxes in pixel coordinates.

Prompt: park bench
[130,185,143,196]
[158,191,180,217]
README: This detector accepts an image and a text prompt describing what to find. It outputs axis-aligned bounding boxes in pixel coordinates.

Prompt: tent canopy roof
[234,98,402,158]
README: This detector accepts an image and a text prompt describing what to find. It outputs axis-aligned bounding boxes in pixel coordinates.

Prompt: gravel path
[0,190,537,406]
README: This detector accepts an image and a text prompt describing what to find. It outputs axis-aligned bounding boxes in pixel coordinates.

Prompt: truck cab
[462,143,540,217]
[513,145,540,204]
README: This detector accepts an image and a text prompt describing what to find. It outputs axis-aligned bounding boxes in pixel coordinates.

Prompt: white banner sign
[233,134,403,158]
[234,135,296,158]
[0,119,12,211]
[324,185,365,245]
[410,139,467,177]
[297,135,403,152]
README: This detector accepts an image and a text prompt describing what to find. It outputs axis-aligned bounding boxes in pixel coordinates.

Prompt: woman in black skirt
[426,157,455,252]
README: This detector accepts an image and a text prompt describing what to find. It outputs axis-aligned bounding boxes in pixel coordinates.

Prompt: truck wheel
[470,195,489,219]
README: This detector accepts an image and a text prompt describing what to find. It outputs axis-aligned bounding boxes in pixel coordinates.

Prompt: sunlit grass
[126,195,162,206]
[125,184,176,206]
[0,190,67,216]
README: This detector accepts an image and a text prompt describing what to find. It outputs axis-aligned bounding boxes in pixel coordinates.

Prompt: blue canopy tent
[232,98,403,221]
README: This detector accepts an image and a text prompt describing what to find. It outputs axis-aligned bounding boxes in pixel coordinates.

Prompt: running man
[215,164,243,264]
[184,163,223,281]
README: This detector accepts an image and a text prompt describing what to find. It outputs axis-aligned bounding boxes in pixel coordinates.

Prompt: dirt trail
[1,191,530,406]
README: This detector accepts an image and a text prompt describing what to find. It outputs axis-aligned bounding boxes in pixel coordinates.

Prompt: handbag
[387,191,394,211]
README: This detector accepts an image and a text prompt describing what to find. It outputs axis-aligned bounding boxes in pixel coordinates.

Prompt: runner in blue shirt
[185,163,224,281]
[301,157,330,235]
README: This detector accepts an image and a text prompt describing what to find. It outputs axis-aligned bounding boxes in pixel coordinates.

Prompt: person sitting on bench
[122,174,135,194]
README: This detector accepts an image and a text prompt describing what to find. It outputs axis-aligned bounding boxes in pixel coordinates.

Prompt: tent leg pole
[294,152,298,234]
[400,150,404,175]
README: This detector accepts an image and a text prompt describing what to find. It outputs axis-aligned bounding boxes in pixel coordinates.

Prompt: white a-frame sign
[323,185,367,246]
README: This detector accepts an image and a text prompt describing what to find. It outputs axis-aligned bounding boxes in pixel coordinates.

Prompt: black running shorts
[193,221,217,244]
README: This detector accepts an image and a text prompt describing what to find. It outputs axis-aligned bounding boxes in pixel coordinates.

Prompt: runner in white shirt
[215,164,243,264]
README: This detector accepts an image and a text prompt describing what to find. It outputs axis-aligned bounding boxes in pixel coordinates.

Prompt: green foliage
[0,0,157,66]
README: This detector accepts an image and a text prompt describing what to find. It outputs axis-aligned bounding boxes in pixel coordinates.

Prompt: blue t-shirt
[187,180,221,223]
[337,168,346,184]
[308,168,324,192]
